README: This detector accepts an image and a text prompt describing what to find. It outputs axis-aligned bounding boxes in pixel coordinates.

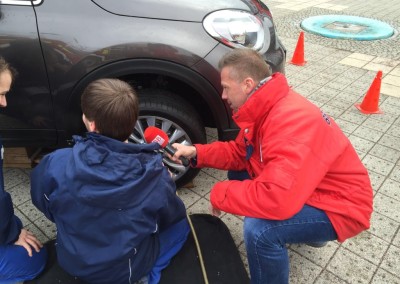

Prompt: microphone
[144,126,190,167]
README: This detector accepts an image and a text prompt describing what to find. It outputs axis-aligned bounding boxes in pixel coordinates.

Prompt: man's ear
[243,77,256,95]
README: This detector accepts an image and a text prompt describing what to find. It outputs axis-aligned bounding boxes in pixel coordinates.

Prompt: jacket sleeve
[30,154,56,222]
[157,170,188,230]
[210,106,348,220]
[210,142,331,219]
[195,131,247,171]
[0,145,23,244]
[0,190,23,244]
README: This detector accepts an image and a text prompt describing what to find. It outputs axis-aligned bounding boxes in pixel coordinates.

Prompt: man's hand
[170,144,197,164]
[14,229,43,257]
[209,202,222,217]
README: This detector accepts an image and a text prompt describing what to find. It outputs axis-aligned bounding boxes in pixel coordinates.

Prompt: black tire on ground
[134,89,207,188]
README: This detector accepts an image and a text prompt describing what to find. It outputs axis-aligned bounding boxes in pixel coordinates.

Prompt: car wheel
[128,89,206,188]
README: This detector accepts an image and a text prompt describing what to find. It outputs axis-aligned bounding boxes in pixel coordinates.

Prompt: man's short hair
[0,56,17,82]
[81,78,139,141]
[218,49,272,83]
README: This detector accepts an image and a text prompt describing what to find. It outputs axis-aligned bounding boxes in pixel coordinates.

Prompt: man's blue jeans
[228,170,337,284]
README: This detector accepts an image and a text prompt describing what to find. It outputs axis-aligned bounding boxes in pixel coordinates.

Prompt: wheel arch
[65,59,230,138]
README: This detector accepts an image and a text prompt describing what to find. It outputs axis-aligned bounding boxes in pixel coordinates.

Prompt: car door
[0,0,56,147]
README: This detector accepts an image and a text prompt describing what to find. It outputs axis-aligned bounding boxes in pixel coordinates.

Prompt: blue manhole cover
[301,15,394,40]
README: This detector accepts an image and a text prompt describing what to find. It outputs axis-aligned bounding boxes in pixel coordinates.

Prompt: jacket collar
[232,73,290,140]
[73,132,161,153]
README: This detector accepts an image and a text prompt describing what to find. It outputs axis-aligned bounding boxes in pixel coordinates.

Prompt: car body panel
[0,2,57,146]
[0,0,285,148]
[92,0,255,22]
[32,0,230,143]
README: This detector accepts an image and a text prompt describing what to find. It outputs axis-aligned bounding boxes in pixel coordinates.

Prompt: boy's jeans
[228,171,337,284]
[148,218,190,284]
[0,245,47,283]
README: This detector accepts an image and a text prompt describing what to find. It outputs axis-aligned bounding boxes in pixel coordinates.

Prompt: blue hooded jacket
[30,133,187,283]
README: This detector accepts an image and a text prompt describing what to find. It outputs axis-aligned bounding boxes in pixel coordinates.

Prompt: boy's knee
[35,245,48,264]
[22,245,48,280]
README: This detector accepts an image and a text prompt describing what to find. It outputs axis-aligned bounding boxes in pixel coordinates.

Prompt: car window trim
[0,0,42,6]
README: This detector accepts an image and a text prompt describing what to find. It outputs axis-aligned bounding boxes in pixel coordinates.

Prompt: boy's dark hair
[218,48,272,83]
[0,56,17,82]
[81,78,139,141]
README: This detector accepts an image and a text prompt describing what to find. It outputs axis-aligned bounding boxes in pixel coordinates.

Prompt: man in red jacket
[172,49,373,284]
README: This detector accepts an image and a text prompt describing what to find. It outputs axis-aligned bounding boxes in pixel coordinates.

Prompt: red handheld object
[144,126,190,167]
[144,126,169,147]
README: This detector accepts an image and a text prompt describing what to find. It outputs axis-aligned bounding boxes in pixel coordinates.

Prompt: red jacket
[195,73,373,242]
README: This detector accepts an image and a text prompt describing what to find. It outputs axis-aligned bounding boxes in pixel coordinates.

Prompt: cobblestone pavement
[5,0,400,283]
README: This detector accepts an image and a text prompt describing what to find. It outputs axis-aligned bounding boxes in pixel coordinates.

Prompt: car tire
[131,89,207,188]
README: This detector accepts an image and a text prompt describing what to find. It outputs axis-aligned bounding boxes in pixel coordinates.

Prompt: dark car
[0,0,285,186]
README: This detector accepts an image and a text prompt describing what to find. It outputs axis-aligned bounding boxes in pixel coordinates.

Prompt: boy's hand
[15,229,43,257]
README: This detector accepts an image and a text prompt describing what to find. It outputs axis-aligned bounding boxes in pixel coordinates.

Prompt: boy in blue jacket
[30,78,189,284]
[0,57,47,283]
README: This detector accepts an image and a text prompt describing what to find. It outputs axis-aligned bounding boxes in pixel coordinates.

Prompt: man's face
[220,66,253,113]
[0,71,12,107]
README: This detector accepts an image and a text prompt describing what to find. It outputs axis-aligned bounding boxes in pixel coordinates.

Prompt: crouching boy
[31,78,189,284]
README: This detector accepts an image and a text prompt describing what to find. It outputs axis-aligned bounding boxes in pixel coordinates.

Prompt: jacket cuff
[210,181,229,209]
[189,144,202,167]
[189,156,197,167]
[192,144,207,167]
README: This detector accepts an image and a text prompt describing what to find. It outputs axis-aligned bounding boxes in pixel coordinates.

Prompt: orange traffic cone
[355,71,383,114]
[289,31,306,66]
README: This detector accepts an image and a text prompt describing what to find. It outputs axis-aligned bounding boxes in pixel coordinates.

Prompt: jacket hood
[66,133,167,209]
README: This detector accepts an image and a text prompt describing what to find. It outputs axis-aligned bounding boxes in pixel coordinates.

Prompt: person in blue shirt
[30,78,189,284]
[0,57,47,283]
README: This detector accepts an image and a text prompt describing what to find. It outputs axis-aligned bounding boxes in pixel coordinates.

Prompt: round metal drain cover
[301,15,394,40]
